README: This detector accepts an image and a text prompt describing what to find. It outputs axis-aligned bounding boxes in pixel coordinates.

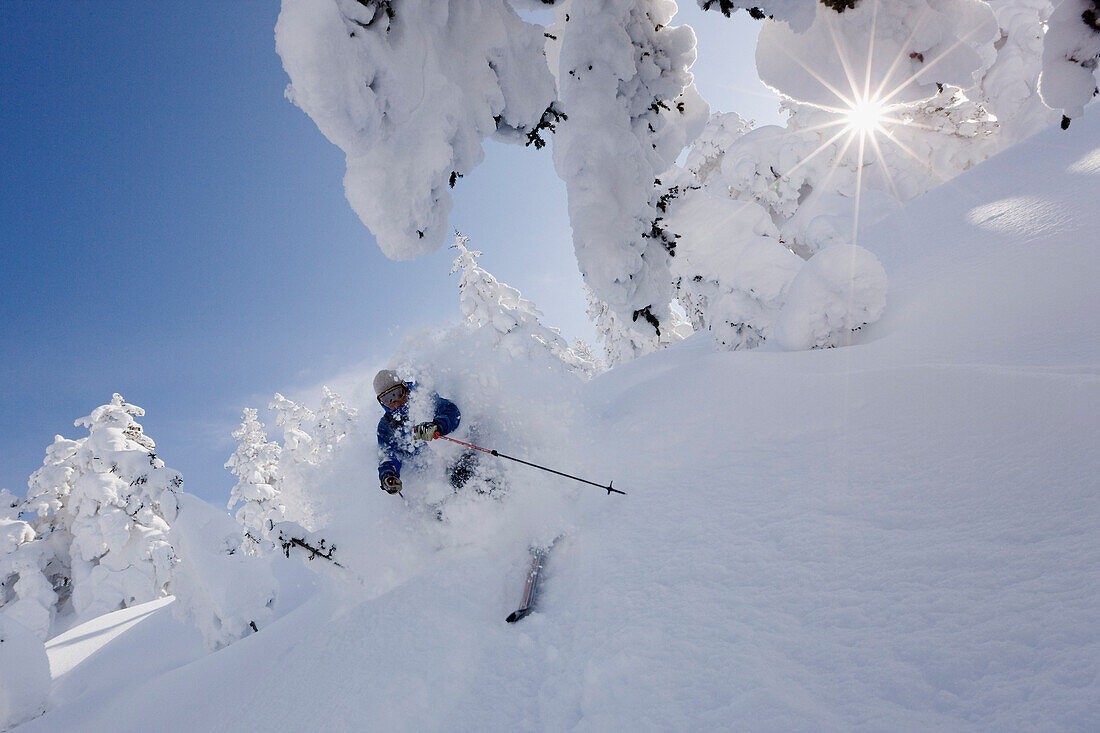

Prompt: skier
[374,369,469,495]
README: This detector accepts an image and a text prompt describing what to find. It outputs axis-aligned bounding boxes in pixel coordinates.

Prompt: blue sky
[0,1,778,504]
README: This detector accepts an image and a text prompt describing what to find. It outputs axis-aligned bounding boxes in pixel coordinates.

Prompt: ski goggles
[377,383,409,410]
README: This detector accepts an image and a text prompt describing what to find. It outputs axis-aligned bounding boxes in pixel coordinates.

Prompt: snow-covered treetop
[24,435,80,522]
[75,393,155,454]
[696,0,817,32]
[0,490,33,554]
[451,234,600,377]
[269,393,316,463]
[275,0,557,259]
[1039,0,1100,124]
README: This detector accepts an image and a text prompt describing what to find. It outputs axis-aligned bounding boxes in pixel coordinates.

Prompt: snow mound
[775,244,887,350]
[0,615,49,731]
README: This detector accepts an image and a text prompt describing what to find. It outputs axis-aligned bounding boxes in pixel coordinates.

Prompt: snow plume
[451,233,600,378]
[1040,0,1100,124]
[275,0,557,258]
[256,325,593,598]
[550,0,708,361]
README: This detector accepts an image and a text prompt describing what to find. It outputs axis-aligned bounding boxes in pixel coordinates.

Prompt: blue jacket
[377,387,460,481]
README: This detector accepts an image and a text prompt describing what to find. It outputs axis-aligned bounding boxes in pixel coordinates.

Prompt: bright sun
[844,98,888,134]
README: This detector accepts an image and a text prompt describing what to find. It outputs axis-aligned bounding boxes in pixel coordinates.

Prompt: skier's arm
[432,396,461,436]
[377,417,403,481]
[378,457,402,483]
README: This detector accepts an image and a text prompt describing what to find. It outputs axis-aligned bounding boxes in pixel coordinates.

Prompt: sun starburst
[763,0,991,246]
[844,98,888,134]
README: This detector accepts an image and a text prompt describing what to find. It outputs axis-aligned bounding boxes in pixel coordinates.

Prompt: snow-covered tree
[269,387,358,468]
[275,0,558,258]
[6,396,184,625]
[63,394,182,619]
[737,0,1007,250]
[3,436,87,637]
[548,0,708,356]
[667,191,804,349]
[8,397,279,649]
[695,0,816,31]
[451,234,600,376]
[983,0,1062,140]
[652,0,1065,350]
[245,387,358,567]
[226,409,284,554]
[0,490,57,640]
[1040,0,1100,126]
[314,386,359,461]
[270,393,317,465]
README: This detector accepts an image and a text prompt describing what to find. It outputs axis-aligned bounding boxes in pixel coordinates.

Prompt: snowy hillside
[15,115,1100,731]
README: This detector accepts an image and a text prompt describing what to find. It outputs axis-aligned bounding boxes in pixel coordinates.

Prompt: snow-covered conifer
[584,286,689,366]
[679,111,753,188]
[269,393,317,465]
[452,234,599,377]
[314,386,359,460]
[671,0,1055,263]
[668,192,804,349]
[550,0,707,360]
[695,0,816,31]
[981,0,1061,140]
[275,0,557,258]
[226,409,284,554]
[1040,0,1100,126]
[65,394,181,619]
[0,490,57,640]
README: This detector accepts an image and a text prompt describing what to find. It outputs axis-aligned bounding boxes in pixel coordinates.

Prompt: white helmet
[373,369,403,397]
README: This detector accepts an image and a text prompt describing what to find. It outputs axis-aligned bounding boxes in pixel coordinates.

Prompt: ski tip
[506,608,531,624]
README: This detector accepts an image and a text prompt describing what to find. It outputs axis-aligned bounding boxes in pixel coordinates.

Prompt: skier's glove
[413,422,440,442]
[380,474,403,494]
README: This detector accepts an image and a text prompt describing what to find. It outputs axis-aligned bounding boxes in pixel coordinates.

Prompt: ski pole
[433,432,625,496]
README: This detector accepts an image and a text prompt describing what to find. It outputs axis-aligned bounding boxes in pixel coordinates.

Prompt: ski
[506,538,558,623]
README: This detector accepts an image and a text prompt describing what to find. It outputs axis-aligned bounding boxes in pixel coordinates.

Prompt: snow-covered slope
[19,117,1100,731]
